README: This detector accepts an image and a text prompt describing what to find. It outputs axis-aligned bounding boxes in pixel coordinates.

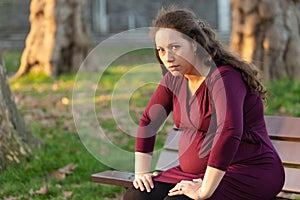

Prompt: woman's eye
[171,45,180,51]
[157,48,165,53]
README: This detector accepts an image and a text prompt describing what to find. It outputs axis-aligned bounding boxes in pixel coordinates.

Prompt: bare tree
[14,0,90,78]
[0,59,39,172]
[230,0,300,81]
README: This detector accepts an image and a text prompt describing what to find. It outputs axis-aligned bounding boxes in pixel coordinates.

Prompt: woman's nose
[165,50,175,62]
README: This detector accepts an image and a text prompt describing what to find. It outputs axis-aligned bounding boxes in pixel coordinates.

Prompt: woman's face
[155,28,197,77]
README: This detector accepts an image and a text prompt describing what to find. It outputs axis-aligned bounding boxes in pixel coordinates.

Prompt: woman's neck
[184,63,211,96]
[184,74,206,96]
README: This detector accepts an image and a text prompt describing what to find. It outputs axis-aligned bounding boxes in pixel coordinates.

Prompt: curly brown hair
[152,7,267,100]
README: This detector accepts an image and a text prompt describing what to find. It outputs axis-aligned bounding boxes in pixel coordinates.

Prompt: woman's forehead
[155,28,187,46]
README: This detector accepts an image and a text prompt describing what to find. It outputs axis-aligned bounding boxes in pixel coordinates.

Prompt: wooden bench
[92,115,300,199]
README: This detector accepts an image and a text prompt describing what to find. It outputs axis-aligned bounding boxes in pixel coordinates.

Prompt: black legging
[123,181,193,200]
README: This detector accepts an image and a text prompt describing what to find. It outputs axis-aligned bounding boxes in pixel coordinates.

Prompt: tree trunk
[14,0,90,78]
[230,0,300,81]
[0,59,39,172]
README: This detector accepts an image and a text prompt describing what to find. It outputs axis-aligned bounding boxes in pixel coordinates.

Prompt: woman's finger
[192,178,203,183]
[145,174,154,189]
[180,180,191,184]
[136,178,146,191]
[141,175,152,192]
[133,173,157,192]
[133,179,139,189]
[169,184,181,193]
[168,190,183,196]
[169,184,184,196]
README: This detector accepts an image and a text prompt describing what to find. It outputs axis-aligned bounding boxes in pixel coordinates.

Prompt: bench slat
[265,116,300,141]
[155,150,179,171]
[283,167,300,193]
[163,128,181,151]
[272,140,300,166]
[92,170,134,187]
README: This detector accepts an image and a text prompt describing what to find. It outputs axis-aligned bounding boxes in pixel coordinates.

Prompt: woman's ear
[192,40,198,54]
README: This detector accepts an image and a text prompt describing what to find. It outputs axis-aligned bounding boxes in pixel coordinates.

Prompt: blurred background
[0,0,231,49]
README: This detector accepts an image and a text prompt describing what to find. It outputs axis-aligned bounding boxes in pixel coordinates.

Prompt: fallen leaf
[6,155,13,161]
[51,170,66,180]
[63,191,72,198]
[19,146,27,155]
[58,163,78,174]
[29,188,35,195]
[34,185,48,195]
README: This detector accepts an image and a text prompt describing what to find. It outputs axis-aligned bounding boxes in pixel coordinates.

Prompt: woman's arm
[203,67,246,196]
[208,67,247,170]
[168,166,225,199]
[134,73,174,192]
[135,152,152,175]
[198,166,225,199]
[133,152,156,192]
[135,73,173,153]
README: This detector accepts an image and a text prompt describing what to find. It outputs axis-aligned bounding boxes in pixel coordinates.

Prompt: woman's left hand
[168,179,203,199]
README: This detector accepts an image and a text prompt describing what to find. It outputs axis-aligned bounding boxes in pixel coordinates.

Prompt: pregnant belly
[178,130,210,174]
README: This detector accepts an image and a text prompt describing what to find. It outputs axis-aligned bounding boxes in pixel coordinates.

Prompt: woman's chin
[170,71,183,77]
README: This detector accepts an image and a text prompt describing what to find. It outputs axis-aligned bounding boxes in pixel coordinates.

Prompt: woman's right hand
[133,172,159,192]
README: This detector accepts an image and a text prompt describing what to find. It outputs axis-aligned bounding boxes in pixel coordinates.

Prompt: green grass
[0,50,166,199]
[0,123,124,199]
[2,50,22,73]
[1,50,300,199]
[0,71,128,199]
[265,77,300,117]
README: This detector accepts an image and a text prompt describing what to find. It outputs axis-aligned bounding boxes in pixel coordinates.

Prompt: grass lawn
[0,72,128,199]
[0,49,170,199]
[0,50,299,199]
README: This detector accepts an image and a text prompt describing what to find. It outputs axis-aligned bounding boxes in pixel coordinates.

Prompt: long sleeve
[135,73,173,153]
[207,66,247,171]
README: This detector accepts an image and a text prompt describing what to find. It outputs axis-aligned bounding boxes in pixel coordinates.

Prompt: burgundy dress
[135,66,284,199]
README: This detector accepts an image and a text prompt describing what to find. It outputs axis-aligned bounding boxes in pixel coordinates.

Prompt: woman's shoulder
[209,65,242,81]
[206,65,245,91]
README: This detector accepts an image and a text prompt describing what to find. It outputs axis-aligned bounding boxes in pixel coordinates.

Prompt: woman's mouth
[168,65,179,69]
